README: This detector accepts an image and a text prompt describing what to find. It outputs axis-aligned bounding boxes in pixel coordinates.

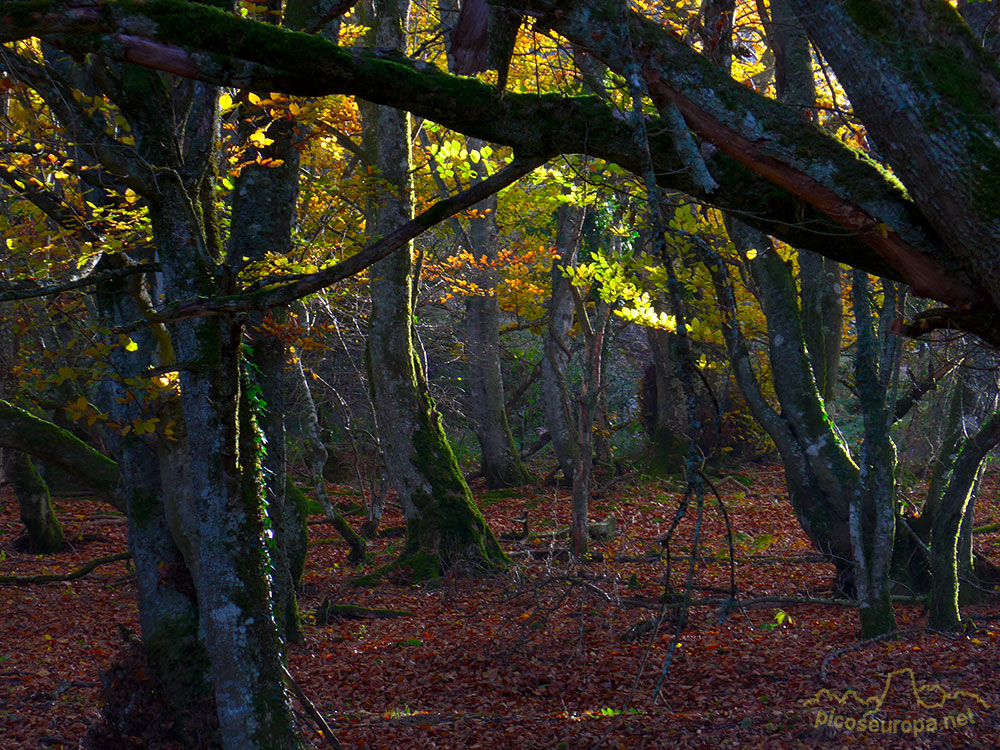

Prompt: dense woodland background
[3,0,1000,747]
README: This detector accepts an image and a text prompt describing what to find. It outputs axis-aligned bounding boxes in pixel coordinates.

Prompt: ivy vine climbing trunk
[361,0,506,578]
[15,45,303,747]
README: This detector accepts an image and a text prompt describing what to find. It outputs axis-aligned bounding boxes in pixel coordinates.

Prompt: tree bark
[462,138,532,488]
[929,410,1000,630]
[542,205,584,483]
[850,271,898,638]
[362,0,506,578]
[2,451,65,553]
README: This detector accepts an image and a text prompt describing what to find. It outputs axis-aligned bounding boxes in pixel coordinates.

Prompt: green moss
[127,488,161,530]
[967,134,1000,219]
[283,480,309,588]
[922,47,992,123]
[146,613,211,697]
[410,386,508,572]
[843,0,894,42]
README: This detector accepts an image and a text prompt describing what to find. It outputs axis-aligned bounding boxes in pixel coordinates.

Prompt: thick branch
[0,262,159,303]
[0,552,131,585]
[0,2,921,272]
[0,401,123,509]
[4,0,1000,339]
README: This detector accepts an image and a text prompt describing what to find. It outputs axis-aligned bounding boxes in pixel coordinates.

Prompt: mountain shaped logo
[802,668,990,737]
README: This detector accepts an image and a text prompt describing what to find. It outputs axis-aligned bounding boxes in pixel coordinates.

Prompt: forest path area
[2,465,1000,748]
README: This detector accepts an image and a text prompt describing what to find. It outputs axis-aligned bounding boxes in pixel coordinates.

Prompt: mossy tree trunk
[361,0,506,578]
[928,410,1000,630]
[110,59,299,748]
[850,271,899,638]
[716,226,859,587]
[227,91,331,640]
[0,401,123,508]
[2,451,65,553]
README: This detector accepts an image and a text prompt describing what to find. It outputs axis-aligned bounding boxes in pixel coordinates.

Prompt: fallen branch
[0,551,131,585]
[314,599,413,625]
[281,664,342,749]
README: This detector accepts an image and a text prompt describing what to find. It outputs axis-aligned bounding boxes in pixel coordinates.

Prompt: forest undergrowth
[2,462,1000,749]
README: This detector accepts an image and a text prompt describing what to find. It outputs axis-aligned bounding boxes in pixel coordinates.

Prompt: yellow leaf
[289,102,300,115]
[219,92,234,110]
[248,92,262,105]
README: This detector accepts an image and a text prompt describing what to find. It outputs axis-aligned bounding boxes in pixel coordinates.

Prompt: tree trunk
[463,138,532,488]
[799,251,842,409]
[710,225,858,588]
[850,271,898,638]
[93,267,209,741]
[362,0,506,578]
[3,450,65,553]
[152,189,299,748]
[929,410,1000,630]
[570,292,610,558]
[542,205,584,483]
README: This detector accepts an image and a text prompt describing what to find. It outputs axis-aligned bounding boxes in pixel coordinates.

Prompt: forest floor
[3,462,1000,749]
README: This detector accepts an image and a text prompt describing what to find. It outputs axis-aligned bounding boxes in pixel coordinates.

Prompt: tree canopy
[4,0,999,343]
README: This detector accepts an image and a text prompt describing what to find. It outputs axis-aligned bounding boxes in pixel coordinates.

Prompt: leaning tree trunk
[361,0,506,578]
[929,410,1000,630]
[710,225,859,589]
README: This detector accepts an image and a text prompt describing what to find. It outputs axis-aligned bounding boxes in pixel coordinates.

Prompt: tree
[359,0,508,580]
